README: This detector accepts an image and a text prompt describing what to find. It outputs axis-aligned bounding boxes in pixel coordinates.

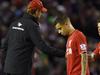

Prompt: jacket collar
[23,12,39,24]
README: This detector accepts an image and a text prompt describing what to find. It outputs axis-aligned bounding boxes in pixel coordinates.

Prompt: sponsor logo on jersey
[12,22,24,31]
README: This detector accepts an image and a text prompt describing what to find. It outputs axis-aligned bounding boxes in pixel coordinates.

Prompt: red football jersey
[93,42,100,60]
[93,42,100,55]
[65,30,90,75]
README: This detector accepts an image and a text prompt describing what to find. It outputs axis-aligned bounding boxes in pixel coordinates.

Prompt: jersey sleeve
[77,36,87,55]
[92,42,100,60]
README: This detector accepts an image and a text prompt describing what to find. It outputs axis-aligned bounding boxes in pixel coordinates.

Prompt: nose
[58,30,62,34]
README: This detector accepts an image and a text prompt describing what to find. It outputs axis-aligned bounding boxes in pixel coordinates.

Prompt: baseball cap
[27,0,47,13]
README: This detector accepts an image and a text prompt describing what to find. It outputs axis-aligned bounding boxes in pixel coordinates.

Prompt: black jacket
[3,13,65,74]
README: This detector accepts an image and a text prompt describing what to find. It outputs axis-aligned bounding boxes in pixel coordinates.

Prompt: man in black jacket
[2,0,65,75]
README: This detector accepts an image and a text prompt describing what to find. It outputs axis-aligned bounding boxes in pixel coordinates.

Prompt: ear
[55,23,61,29]
[98,22,100,27]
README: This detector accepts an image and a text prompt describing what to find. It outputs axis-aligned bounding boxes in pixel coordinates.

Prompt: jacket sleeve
[26,22,65,57]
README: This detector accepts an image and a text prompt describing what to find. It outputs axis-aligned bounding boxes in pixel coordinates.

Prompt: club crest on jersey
[80,44,86,50]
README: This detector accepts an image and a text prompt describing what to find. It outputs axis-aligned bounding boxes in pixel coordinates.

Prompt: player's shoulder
[19,17,39,28]
[70,30,83,38]
[71,30,86,42]
[76,30,85,38]
[20,17,33,24]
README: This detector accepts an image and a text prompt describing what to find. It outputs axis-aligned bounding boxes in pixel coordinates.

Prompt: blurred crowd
[0,0,100,75]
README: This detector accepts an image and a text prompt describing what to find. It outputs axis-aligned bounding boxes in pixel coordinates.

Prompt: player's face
[97,22,100,36]
[55,23,69,36]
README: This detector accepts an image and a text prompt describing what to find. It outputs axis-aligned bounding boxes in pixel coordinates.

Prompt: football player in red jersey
[55,17,90,75]
[89,22,100,60]
[93,22,100,57]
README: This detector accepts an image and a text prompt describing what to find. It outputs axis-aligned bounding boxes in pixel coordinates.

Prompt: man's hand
[87,52,95,62]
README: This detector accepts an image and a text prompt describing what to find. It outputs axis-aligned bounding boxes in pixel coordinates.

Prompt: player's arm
[93,42,100,55]
[26,21,65,57]
[77,35,88,75]
[81,52,87,75]
[89,42,100,61]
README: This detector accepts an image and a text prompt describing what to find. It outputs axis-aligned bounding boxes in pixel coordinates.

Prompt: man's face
[97,22,100,36]
[55,23,69,36]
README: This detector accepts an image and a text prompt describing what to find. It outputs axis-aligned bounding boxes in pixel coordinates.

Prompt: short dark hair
[97,17,100,23]
[54,15,69,25]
